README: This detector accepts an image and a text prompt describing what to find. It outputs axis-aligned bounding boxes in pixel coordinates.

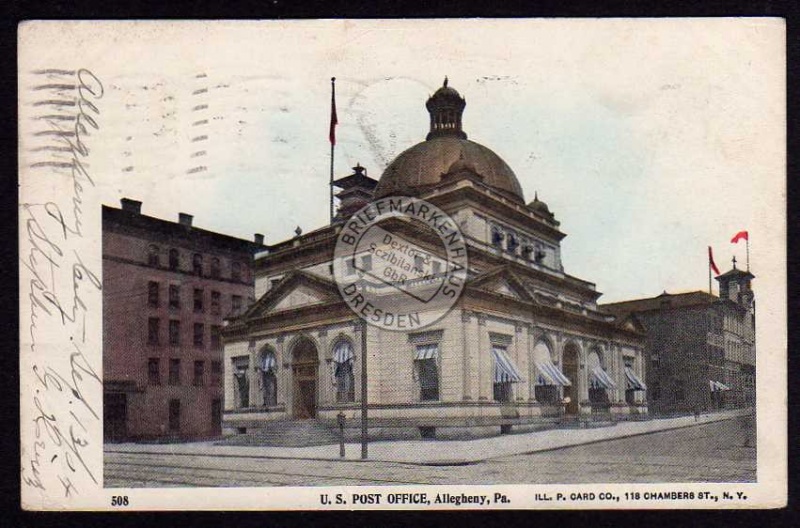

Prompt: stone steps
[217,420,342,447]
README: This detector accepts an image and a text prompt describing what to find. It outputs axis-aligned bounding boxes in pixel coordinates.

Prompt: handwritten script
[21,69,104,499]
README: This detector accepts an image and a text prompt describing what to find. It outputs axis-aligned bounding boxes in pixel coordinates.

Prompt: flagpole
[709,259,712,295]
[746,238,750,271]
[329,77,336,223]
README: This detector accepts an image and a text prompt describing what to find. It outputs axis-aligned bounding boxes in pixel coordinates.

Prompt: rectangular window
[417,358,439,401]
[674,380,686,402]
[169,320,180,346]
[193,288,204,312]
[231,295,242,316]
[169,358,181,385]
[493,382,513,403]
[148,281,159,307]
[211,325,221,349]
[148,358,160,385]
[169,285,180,309]
[651,382,661,401]
[211,291,221,314]
[361,254,372,271]
[193,323,204,348]
[147,317,160,345]
[192,254,203,276]
[193,360,205,386]
[168,399,180,432]
[231,262,242,281]
[211,360,222,386]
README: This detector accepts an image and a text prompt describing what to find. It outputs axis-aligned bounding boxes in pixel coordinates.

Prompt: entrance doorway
[291,337,319,419]
[104,392,127,442]
[562,343,580,415]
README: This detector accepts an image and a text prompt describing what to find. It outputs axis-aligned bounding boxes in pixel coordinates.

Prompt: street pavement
[104,409,755,487]
[105,408,751,465]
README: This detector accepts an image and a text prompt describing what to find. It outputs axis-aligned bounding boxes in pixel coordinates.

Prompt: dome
[374,78,525,204]
[374,137,525,203]
[527,193,551,214]
[527,192,556,220]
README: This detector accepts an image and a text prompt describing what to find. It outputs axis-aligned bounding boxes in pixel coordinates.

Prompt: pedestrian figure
[694,404,700,422]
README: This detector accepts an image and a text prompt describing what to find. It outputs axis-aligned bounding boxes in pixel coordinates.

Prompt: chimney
[254,233,265,245]
[120,198,142,214]
[178,212,193,227]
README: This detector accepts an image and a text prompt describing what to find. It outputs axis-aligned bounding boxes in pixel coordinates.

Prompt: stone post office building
[221,80,649,439]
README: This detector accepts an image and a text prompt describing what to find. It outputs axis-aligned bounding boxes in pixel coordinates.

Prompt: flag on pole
[329,77,338,145]
[731,230,749,244]
[708,246,721,276]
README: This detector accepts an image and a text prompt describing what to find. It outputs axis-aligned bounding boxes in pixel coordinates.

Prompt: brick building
[602,263,756,415]
[221,80,648,440]
[103,198,264,441]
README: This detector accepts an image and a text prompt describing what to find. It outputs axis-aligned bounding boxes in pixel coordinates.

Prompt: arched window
[532,339,568,404]
[231,261,242,281]
[491,226,504,247]
[260,347,278,407]
[148,245,160,267]
[169,249,180,271]
[332,340,355,403]
[192,253,203,276]
[587,348,615,410]
[210,257,221,279]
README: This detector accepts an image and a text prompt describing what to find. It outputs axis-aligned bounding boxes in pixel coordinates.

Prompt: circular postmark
[333,196,468,331]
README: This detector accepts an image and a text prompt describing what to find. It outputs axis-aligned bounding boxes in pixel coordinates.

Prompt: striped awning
[333,341,355,363]
[624,366,647,391]
[261,352,277,372]
[710,380,731,392]
[534,359,572,386]
[414,343,439,360]
[492,347,523,383]
[589,366,617,389]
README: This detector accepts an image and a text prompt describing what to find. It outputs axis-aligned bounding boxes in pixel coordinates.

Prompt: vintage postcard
[19,19,786,510]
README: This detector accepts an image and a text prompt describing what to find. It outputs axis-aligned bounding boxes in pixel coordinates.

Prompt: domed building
[221,79,648,441]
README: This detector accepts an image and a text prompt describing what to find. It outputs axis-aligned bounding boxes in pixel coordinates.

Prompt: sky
[19,19,786,304]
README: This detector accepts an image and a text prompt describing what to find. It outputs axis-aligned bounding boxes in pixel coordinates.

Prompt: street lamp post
[360,320,368,459]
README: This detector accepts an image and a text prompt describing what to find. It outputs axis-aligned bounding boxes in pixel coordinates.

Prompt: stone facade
[221,80,648,440]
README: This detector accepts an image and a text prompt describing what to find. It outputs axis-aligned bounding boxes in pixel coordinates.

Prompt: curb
[105,411,748,466]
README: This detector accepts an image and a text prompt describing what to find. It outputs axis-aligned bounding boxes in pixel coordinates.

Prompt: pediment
[489,278,523,299]
[612,312,647,334]
[244,270,340,319]
[272,285,328,311]
[470,266,534,302]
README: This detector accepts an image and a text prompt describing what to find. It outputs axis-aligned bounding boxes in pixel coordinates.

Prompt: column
[527,326,537,402]
[353,321,364,402]
[317,328,330,405]
[578,340,588,411]
[277,335,288,408]
[514,323,525,401]
[461,311,473,400]
[248,339,258,408]
[477,314,488,400]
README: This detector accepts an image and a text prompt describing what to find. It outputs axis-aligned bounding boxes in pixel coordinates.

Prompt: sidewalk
[106,408,750,466]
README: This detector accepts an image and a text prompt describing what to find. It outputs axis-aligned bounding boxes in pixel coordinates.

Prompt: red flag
[731,230,748,244]
[329,77,338,145]
[708,246,721,276]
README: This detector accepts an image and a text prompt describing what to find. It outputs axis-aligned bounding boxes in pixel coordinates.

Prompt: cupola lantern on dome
[426,77,468,141]
[374,78,526,204]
